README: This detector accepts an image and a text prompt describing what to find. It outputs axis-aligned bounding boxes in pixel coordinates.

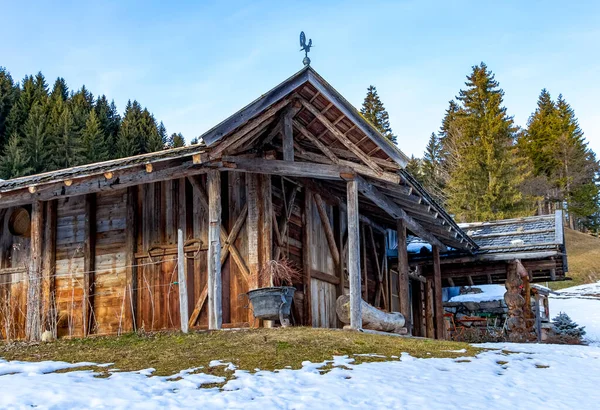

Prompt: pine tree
[405,155,424,183]
[22,103,49,173]
[360,85,397,143]
[95,96,120,159]
[49,77,68,103]
[0,133,31,179]
[167,132,185,148]
[6,75,36,138]
[70,85,94,137]
[421,133,446,204]
[117,100,142,157]
[82,109,108,163]
[551,312,585,340]
[51,106,83,170]
[0,67,16,149]
[443,63,528,222]
[147,121,167,152]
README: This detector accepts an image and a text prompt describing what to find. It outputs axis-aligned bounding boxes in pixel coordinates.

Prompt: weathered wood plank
[207,170,222,330]
[26,200,43,341]
[397,219,411,333]
[432,245,444,339]
[346,179,362,330]
[293,120,340,164]
[282,107,294,162]
[42,200,57,334]
[221,157,354,180]
[83,193,96,336]
[177,229,189,333]
[188,285,208,328]
[313,193,340,267]
[303,188,313,326]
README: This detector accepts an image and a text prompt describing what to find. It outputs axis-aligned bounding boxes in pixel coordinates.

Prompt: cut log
[336,295,405,334]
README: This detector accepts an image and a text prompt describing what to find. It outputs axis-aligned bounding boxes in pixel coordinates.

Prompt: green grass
[551,228,600,290]
[0,328,478,376]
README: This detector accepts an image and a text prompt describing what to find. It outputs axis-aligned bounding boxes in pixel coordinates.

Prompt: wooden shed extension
[0,65,476,341]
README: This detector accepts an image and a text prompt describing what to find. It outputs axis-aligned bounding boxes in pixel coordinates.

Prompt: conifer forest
[361,63,599,232]
[0,63,598,232]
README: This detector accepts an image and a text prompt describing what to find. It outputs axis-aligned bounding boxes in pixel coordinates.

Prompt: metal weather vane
[299,31,313,66]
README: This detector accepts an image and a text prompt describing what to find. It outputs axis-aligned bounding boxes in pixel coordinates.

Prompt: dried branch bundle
[258,259,302,287]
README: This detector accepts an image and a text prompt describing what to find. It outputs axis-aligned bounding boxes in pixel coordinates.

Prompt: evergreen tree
[0,67,16,149]
[82,109,108,163]
[70,85,94,137]
[22,103,49,173]
[421,132,446,204]
[51,106,83,169]
[147,121,167,152]
[551,312,586,340]
[167,132,185,148]
[95,96,120,158]
[0,133,31,179]
[6,75,36,138]
[405,155,423,183]
[443,63,528,222]
[360,85,397,143]
[117,100,142,157]
[50,77,69,103]
[189,137,199,145]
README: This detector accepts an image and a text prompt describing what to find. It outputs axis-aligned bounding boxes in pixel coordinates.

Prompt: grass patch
[0,328,479,376]
[551,229,600,290]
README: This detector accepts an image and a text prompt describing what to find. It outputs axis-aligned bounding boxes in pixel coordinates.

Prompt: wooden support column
[425,277,435,338]
[42,200,57,334]
[397,219,411,333]
[361,223,367,301]
[432,245,444,339]
[282,107,294,161]
[535,293,542,343]
[411,280,424,337]
[302,188,313,326]
[207,170,222,330]
[83,193,96,336]
[347,179,362,330]
[26,200,43,341]
[177,229,189,333]
[125,187,138,331]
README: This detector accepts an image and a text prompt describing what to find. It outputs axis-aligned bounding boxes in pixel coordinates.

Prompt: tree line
[0,67,189,180]
[360,63,600,231]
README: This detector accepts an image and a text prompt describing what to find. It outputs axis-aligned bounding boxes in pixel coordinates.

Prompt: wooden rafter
[220,157,355,180]
[354,175,447,252]
[299,99,383,174]
[313,193,341,267]
[293,120,340,164]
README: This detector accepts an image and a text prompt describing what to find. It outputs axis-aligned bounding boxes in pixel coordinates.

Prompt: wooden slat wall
[55,196,86,337]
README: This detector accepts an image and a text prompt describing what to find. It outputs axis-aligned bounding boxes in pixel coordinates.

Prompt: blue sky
[1,0,599,157]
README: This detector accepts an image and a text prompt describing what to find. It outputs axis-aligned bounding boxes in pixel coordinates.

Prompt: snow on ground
[0,344,599,409]
[448,285,506,303]
[551,280,600,344]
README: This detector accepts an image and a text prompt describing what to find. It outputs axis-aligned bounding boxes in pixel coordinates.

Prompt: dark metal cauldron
[247,286,296,322]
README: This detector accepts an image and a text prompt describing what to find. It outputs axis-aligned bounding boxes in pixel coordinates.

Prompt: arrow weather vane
[299,31,313,66]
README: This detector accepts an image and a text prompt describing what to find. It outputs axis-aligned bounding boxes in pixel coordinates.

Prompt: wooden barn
[0,65,566,342]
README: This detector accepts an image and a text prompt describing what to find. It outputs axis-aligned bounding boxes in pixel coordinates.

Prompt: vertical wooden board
[311,279,336,328]
[309,197,334,275]
[397,220,410,331]
[192,176,209,326]
[432,246,444,339]
[93,190,127,335]
[346,179,362,330]
[228,172,250,325]
[54,196,86,338]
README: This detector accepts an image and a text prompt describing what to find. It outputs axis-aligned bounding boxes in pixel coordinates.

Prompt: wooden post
[334,206,345,328]
[42,200,56,334]
[432,245,444,339]
[125,187,138,331]
[260,174,273,327]
[397,219,410,333]
[26,200,43,341]
[302,188,313,326]
[177,229,189,333]
[425,277,435,338]
[361,223,367,301]
[83,193,96,336]
[347,179,362,330]
[535,293,542,343]
[282,108,294,161]
[207,170,222,330]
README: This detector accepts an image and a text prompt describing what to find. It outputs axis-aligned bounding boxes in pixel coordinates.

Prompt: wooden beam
[125,187,138,331]
[311,269,340,285]
[303,188,313,326]
[83,194,96,336]
[188,285,208,328]
[207,170,222,330]
[177,228,189,333]
[347,178,362,329]
[432,245,444,340]
[221,157,354,180]
[361,223,368,301]
[209,98,291,159]
[260,174,273,279]
[41,200,56,334]
[299,99,383,173]
[25,200,43,341]
[355,176,447,252]
[0,160,211,209]
[397,219,411,332]
[425,277,435,338]
[313,193,340,267]
[293,120,340,164]
[282,106,294,161]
